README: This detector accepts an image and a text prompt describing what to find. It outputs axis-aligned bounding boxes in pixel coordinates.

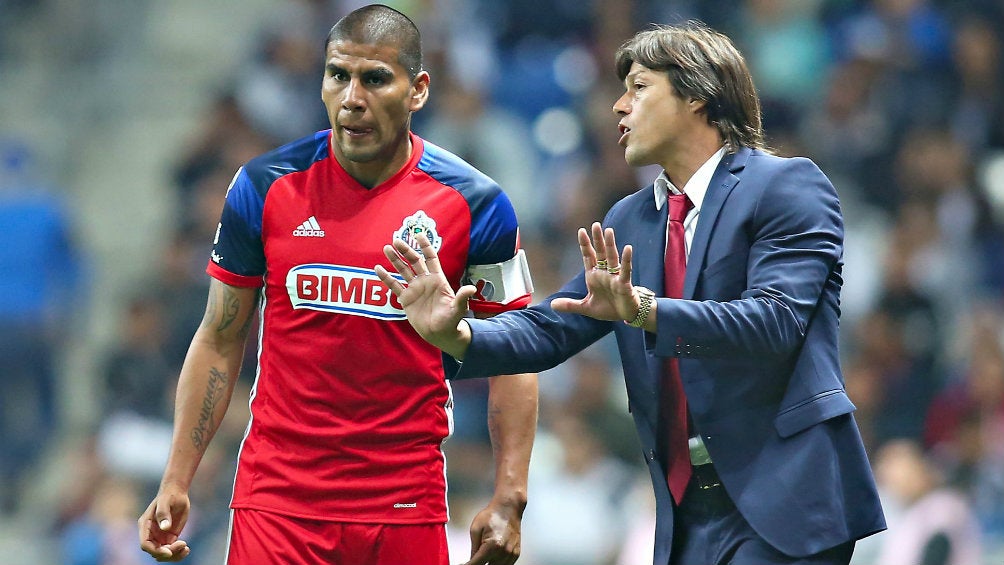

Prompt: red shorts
[226,508,449,565]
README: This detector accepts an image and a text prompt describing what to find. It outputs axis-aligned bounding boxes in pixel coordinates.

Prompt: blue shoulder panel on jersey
[214,130,330,277]
[242,130,330,199]
[417,140,519,265]
[215,169,266,277]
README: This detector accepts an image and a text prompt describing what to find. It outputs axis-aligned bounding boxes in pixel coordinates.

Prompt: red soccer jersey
[207,131,528,524]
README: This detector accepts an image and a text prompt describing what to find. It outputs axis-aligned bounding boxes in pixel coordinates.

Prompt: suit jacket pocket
[774,389,856,438]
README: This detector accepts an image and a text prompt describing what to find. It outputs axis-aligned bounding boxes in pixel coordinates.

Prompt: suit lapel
[683,147,751,298]
[622,188,667,415]
[631,186,669,294]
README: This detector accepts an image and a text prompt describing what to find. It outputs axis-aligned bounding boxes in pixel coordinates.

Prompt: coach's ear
[410,71,430,112]
[688,98,707,115]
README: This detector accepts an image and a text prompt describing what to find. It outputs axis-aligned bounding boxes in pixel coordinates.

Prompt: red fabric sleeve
[206,260,265,288]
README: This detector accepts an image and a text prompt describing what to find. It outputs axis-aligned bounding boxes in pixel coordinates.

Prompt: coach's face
[613,62,704,169]
[322,40,429,184]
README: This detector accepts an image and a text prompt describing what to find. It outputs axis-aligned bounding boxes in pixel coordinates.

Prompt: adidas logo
[293,216,325,237]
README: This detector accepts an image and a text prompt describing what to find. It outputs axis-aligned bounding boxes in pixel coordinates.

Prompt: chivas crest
[394,210,442,252]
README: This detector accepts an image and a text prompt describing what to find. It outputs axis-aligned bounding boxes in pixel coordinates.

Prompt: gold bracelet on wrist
[626,286,655,328]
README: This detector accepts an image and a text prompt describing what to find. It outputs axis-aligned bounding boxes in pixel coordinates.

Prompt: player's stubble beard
[334,122,411,169]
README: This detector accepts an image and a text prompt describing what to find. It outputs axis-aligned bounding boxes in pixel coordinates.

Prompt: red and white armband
[464,249,534,313]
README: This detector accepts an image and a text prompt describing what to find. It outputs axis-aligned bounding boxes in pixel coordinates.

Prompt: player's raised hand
[552,223,640,322]
[376,232,474,359]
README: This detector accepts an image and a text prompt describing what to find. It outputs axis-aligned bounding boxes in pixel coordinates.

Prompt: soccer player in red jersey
[138,5,538,564]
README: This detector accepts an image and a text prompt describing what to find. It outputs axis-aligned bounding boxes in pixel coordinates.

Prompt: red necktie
[663,192,694,504]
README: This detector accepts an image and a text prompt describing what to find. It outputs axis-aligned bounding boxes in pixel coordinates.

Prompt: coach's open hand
[550,222,646,325]
[376,233,474,359]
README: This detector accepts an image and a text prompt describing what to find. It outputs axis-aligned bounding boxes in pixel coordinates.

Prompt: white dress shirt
[653,146,726,262]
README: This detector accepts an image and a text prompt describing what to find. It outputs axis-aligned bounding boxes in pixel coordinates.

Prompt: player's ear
[409,71,430,112]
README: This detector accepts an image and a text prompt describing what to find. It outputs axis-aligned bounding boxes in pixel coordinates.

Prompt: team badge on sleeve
[394,210,442,252]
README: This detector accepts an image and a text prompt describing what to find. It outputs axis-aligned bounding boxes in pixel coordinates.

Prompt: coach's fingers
[374,264,406,296]
[575,228,597,271]
[455,284,477,311]
[414,232,444,274]
[590,222,607,265]
[390,238,426,275]
[382,245,415,282]
[602,227,621,273]
[619,245,634,284]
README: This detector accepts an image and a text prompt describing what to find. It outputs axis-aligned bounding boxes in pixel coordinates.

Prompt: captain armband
[464,249,534,312]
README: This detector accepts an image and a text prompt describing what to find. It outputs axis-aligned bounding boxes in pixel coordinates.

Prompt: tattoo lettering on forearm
[216,287,241,332]
[191,367,228,451]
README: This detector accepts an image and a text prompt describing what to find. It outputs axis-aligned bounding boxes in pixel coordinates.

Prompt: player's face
[321,40,429,176]
[613,62,701,168]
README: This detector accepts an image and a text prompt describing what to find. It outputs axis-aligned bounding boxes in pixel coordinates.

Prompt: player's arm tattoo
[215,286,241,332]
[190,366,228,451]
[202,284,257,337]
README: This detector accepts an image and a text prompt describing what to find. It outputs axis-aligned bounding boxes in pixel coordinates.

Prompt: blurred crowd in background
[2,0,1004,563]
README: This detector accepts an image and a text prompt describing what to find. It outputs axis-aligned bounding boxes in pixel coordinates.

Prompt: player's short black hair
[325,4,423,79]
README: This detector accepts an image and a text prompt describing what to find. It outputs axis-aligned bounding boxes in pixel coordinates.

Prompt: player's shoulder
[241,130,331,194]
[415,137,502,198]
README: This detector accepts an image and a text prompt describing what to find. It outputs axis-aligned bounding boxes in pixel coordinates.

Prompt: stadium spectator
[96,294,175,486]
[947,14,1004,156]
[519,412,636,565]
[62,475,150,565]
[231,2,329,144]
[925,305,1004,543]
[0,137,84,515]
[870,439,983,565]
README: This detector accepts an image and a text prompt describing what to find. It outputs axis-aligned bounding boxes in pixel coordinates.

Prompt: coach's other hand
[376,232,474,360]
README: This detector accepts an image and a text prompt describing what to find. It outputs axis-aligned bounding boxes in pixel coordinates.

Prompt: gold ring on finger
[608,266,621,275]
[595,259,608,270]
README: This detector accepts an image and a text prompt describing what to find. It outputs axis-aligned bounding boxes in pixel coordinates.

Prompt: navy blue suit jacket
[457,147,886,563]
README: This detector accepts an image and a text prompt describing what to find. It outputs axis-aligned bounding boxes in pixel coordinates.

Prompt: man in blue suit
[377,21,885,565]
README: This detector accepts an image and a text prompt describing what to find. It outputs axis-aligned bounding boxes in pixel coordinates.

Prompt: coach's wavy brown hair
[615,21,766,152]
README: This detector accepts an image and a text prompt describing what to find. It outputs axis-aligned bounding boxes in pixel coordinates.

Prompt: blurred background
[1,0,1003,563]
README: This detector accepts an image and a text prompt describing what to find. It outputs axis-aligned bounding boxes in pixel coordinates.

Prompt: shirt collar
[654,146,726,212]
